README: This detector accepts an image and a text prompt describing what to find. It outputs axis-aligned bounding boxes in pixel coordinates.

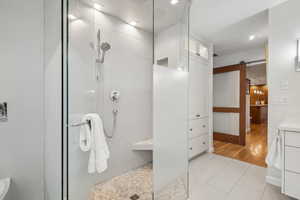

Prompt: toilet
[0,178,10,200]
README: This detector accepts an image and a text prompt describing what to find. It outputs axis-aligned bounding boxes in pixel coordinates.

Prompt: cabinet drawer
[284,171,300,199]
[285,146,300,173]
[285,131,300,148]
[189,134,209,158]
[189,118,208,139]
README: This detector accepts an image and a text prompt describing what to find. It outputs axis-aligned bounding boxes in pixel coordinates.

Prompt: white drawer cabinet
[285,146,300,173]
[280,120,300,200]
[189,134,209,159]
[189,118,209,139]
[188,39,211,160]
[285,131,300,148]
[285,171,300,199]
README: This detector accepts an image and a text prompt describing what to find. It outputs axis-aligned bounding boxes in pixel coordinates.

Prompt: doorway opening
[212,10,269,168]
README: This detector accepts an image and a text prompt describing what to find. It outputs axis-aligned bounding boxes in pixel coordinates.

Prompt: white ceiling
[190,0,287,37]
[190,0,288,56]
[78,0,189,32]
[209,10,269,56]
[74,0,288,51]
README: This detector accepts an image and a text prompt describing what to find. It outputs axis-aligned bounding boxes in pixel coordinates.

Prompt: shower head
[100,42,111,63]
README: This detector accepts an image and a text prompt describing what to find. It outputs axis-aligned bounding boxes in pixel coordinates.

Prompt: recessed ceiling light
[249,35,256,41]
[130,21,137,26]
[94,3,103,10]
[170,0,179,5]
[68,14,77,20]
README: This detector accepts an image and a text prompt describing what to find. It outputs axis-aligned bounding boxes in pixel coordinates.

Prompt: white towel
[79,117,91,152]
[266,130,281,170]
[79,113,110,174]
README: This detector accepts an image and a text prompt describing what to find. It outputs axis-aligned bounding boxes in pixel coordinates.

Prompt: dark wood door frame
[213,64,246,146]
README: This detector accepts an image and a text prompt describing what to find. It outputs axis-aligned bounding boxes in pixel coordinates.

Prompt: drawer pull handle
[202,125,206,128]
[189,147,193,150]
[196,114,201,118]
[203,142,206,145]
[189,128,193,131]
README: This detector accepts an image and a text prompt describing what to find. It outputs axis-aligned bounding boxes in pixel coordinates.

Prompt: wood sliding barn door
[213,64,246,146]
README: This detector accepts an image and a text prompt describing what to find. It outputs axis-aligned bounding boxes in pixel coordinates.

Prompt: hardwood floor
[213,123,268,167]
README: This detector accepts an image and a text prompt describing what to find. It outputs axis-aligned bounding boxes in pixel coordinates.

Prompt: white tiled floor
[189,153,295,200]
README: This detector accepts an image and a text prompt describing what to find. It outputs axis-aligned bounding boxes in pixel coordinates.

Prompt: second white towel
[80,113,110,174]
[266,130,281,170]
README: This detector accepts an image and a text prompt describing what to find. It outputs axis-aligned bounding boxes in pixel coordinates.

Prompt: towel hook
[69,120,91,129]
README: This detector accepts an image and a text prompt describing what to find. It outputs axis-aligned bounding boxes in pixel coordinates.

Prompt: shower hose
[104,108,118,139]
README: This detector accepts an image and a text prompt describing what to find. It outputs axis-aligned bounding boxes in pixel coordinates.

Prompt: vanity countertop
[279,116,300,132]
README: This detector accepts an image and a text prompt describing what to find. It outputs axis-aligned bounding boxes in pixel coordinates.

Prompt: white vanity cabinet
[280,120,300,200]
[188,52,210,159]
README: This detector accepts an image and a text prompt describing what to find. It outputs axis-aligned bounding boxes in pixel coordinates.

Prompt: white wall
[214,47,265,68]
[0,0,44,200]
[68,3,153,200]
[44,0,62,199]
[267,0,300,183]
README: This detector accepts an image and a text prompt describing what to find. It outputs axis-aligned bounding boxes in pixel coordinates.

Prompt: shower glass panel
[153,0,190,199]
[67,0,154,199]
[66,0,189,199]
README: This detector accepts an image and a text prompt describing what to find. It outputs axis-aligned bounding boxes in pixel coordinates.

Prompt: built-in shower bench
[132,139,153,151]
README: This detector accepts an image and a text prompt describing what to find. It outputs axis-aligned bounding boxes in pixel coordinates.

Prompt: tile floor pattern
[89,165,152,200]
[89,153,295,200]
[89,164,187,200]
[189,153,296,200]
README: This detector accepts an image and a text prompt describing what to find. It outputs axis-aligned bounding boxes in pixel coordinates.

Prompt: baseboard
[213,132,240,144]
[266,175,281,187]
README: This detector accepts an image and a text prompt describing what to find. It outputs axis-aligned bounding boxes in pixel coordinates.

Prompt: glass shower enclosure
[64,0,190,199]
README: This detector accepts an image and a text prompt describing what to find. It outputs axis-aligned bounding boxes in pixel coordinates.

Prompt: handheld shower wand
[96,29,101,63]
[94,29,112,80]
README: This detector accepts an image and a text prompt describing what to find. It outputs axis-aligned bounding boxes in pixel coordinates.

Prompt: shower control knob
[110,90,120,103]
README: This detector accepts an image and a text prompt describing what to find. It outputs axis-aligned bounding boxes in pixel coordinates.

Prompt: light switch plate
[280,80,289,91]
[280,97,289,105]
